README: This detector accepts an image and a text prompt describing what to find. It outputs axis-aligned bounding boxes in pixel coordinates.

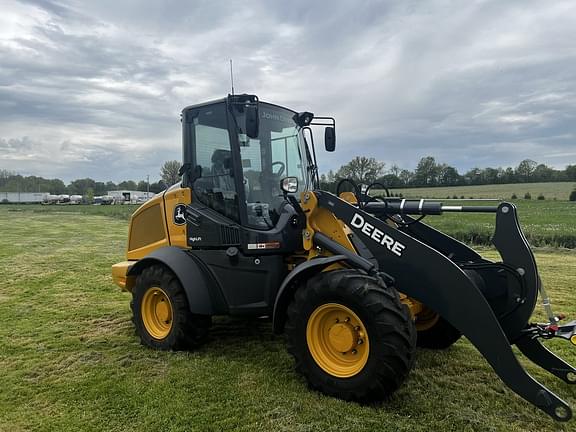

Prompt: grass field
[373,182,576,248]
[387,182,576,200]
[419,200,576,248]
[5,197,575,248]
[1,207,576,431]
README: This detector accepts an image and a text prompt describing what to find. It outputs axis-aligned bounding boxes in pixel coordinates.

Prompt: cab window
[191,104,239,222]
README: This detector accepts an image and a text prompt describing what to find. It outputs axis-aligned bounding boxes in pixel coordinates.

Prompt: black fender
[127,246,226,315]
[272,255,348,334]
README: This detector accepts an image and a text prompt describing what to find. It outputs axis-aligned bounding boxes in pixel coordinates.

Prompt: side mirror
[180,164,202,187]
[245,105,259,139]
[325,127,336,152]
[280,176,298,194]
[178,162,190,177]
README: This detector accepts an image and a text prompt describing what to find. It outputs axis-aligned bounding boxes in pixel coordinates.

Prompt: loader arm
[305,190,573,422]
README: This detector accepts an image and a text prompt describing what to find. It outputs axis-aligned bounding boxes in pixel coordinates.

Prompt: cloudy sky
[1,0,576,183]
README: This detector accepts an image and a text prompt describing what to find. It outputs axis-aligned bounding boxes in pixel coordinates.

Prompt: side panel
[126,193,169,260]
[192,249,287,316]
[163,184,192,248]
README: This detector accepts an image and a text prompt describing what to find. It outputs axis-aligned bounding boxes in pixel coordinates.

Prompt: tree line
[320,156,576,190]
[0,161,181,196]
[2,157,575,196]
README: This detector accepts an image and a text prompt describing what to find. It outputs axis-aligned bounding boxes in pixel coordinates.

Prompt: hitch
[522,318,576,345]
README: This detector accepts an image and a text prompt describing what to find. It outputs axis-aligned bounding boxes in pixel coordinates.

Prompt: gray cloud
[0,136,39,153]
[1,0,575,183]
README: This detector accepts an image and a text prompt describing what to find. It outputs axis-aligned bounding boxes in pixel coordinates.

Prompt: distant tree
[464,168,482,185]
[105,181,117,191]
[569,189,576,201]
[137,180,149,192]
[398,169,414,186]
[319,173,337,193]
[414,156,438,186]
[85,187,94,204]
[533,164,554,182]
[336,156,385,184]
[504,167,516,183]
[149,181,167,194]
[118,180,137,190]
[438,165,461,185]
[93,182,106,196]
[511,193,518,199]
[388,164,401,178]
[161,160,181,186]
[524,192,532,200]
[516,159,537,182]
[68,178,97,195]
[48,178,67,194]
[0,169,12,182]
[326,170,336,183]
[566,165,576,181]
[480,167,499,185]
[537,193,545,200]
[376,174,403,188]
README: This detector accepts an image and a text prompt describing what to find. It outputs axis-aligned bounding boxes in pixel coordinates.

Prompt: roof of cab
[181,95,297,115]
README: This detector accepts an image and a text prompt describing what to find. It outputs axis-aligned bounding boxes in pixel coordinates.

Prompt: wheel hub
[141,287,173,340]
[155,300,170,323]
[328,323,356,353]
[306,303,369,378]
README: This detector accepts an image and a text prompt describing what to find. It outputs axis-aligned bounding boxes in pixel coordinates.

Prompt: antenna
[229,59,235,95]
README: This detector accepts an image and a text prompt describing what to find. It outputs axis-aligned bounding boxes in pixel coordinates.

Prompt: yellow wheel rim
[141,287,173,340]
[306,303,369,378]
[415,307,440,331]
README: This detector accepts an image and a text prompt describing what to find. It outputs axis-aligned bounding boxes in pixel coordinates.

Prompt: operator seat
[211,149,234,192]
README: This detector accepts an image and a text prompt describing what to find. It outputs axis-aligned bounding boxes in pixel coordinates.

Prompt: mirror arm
[302,126,319,187]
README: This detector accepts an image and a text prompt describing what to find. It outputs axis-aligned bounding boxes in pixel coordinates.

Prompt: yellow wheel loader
[112,94,576,421]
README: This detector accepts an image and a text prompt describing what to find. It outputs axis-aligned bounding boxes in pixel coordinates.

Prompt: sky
[1,0,576,183]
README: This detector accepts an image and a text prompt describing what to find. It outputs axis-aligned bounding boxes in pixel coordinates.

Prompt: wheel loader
[112,94,576,421]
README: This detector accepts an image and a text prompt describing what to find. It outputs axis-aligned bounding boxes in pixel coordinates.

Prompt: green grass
[1,207,576,431]
[420,200,576,248]
[4,199,576,249]
[383,182,576,247]
[388,182,576,200]
[1,203,139,220]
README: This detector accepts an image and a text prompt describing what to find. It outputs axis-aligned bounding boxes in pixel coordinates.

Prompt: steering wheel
[271,161,285,177]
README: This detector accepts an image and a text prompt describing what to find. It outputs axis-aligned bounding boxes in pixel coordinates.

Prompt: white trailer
[69,195,83,204]
[0,192,49,203]
[107,190,155,204]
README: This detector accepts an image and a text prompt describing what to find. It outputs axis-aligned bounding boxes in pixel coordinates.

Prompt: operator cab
[180,94,334,253]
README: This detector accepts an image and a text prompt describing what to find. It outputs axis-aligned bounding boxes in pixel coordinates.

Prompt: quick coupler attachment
[516,320,576,388]
[522,317,576,345]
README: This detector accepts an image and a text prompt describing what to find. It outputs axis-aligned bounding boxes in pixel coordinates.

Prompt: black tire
[285,269,416,402]
[131,264,210,350]
[416,314,461,349]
